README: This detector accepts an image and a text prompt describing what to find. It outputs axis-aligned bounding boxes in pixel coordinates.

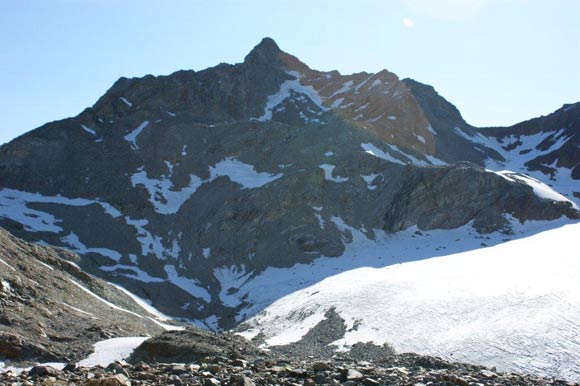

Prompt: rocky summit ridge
[0,37,578,333]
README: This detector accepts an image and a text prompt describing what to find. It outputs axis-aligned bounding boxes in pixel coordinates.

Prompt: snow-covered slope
[241,221,580,381]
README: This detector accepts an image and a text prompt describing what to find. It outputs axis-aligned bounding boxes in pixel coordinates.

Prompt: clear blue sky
[1,0,579,145]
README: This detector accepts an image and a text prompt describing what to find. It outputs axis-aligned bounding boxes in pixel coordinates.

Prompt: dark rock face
[0,38,578,330]
[129,327,263,364]
[0,227,167,365]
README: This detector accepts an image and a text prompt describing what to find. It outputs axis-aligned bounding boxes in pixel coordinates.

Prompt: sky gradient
[1,0,579,145]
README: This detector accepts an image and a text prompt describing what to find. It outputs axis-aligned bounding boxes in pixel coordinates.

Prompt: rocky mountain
[0,227,180,366]
[0,37,578,334]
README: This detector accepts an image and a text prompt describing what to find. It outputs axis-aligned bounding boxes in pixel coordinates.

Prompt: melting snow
[493,171,578,209]
[256,71,328,121]
[319,164,349,183]
[164,265,211,302]
[131,167,204,215]
[124,121,149,150]
[81,124,96,136]
[210,157,283,189]
[119,97,133,107]
[361,143,405,165]
[78,337,148,367]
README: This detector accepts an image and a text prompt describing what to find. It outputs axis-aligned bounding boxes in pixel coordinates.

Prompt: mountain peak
[244,37,282,65]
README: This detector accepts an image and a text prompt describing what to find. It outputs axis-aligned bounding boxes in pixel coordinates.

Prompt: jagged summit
[244,37,282,65]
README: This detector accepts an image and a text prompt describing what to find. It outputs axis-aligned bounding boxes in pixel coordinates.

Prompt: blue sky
[1,0,579,145]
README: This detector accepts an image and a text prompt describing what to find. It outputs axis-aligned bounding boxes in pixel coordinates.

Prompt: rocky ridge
[0,227,177,365]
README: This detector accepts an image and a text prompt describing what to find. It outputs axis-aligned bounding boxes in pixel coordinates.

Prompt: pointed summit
[244,37,283,66]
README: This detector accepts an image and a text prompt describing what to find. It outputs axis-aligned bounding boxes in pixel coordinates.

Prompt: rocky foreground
[2,353,578,386]
[2,327,578,386]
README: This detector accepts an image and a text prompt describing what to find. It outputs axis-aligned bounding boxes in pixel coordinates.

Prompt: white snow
[214,265,251,308]
[61,302,95,317]
[68,279,142,318]
[164,265,211,302]
[99,263,164,283]
[203,248,211,258]
[119,97,133,107]
[78,337,148,367]
[367,114,383,123]
[493,171,578,209]
[256,71,328,121]
[61,232,122,262]
[124,120,149,150]
[369,79,383,90]
[416,134,426,144]
[131,167,204,214]
[0,257,16,272]
[330,97,344,109]
[361,173,380,190]
[242,221,580,381]
[361,143,405,165]
[0,189,121,233]
[210,157,283,189]
[324,151,334,157]
[81,124,96,136]
[455,127,579,206]
[319,164,349,183]
[328,80,354,98]
[387,115,397,120]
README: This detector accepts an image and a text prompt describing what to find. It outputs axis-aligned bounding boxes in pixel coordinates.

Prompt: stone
[83,374,131,386]
[28,365,61,377]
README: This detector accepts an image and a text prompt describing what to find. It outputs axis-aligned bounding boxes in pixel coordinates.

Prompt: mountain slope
[0,227,180,365]
[0,38,578,330]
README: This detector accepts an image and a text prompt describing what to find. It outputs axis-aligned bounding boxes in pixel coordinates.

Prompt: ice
[119,97,133,107]
[78,337,148,367]
[124,121,149,150]
[210,157,283,189]
[319,164,349,183]
[241,220,580,381]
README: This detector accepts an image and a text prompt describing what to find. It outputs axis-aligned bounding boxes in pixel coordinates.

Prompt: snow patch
[78,337,148,367]
[319,164,349,183]
[119,97,132,107]
[124,121,149,150]
[210,157,283,189]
